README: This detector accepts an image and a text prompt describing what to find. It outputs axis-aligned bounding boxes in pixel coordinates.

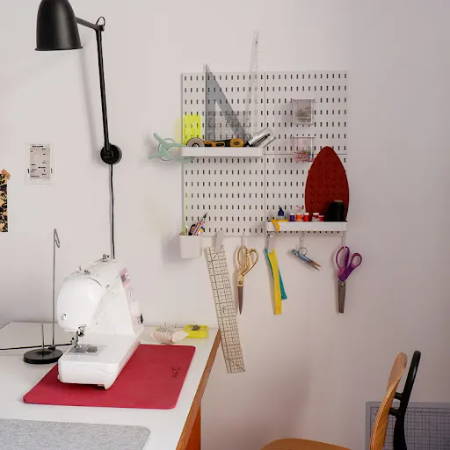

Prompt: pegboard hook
[265,232,273,251]
[215,231,225,251]
[298,231,305,250]
[340,231,346,247]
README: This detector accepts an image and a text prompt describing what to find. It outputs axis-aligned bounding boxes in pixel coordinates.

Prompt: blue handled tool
[291,249,321,271]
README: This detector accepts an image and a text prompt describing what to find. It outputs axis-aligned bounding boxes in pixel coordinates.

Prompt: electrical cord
[110,163,116,259]
[0,343,72,351]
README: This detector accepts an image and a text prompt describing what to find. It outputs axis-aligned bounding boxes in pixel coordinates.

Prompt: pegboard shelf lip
[266,221,347,232]
[181,147,263,158]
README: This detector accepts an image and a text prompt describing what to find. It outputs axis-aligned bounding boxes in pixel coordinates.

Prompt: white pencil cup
[179,235,202,259]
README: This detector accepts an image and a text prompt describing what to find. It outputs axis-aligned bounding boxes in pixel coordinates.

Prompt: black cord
[0,343,72,351]
[110,163,116,259]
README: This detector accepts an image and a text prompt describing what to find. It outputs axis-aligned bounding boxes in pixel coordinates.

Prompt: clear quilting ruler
[205,245,245,373]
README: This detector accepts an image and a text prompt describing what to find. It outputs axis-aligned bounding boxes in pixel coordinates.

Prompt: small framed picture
[291,99,314,124]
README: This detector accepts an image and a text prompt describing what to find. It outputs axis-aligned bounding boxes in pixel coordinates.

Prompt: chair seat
[261,438,350,450]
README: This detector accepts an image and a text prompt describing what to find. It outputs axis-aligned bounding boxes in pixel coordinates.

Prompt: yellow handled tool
[266,249,282,315]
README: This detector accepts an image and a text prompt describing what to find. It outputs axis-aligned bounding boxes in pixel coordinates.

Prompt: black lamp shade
[36,0,82,51]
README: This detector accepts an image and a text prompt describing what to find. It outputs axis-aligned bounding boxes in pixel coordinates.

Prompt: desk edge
[176,331,221,450]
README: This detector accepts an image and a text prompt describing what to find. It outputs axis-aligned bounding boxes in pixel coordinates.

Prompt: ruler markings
[205,246,245,373]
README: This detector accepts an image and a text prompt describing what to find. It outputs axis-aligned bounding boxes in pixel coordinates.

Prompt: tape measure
[186,137,205,147]
[205,245,245,374]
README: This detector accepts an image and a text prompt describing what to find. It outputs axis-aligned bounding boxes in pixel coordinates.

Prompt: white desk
[0,323,219,450]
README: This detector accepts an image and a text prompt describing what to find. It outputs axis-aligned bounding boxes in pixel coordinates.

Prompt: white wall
[1,1,450,448]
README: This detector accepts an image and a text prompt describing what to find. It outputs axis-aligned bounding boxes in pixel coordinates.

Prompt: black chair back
[390,350,421,450]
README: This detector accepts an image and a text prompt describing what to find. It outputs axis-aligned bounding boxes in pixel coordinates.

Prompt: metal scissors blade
[338,279,346,313]
[237,285,244,314]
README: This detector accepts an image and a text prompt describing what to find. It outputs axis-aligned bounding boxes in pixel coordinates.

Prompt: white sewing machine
[56,255,144,389]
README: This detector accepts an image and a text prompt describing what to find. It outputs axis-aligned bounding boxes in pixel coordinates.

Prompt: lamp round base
[23,347,63,365]
[101,144,122,165]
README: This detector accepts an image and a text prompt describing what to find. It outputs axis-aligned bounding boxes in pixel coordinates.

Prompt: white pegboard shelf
[266,221,347,233]
[181,147,263,158]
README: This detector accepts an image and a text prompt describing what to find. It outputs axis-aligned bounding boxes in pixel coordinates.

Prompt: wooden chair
[261,353,407,450]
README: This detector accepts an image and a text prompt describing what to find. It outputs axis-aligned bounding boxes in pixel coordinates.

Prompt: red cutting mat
[23,344,195,409]
[305,146,349,216]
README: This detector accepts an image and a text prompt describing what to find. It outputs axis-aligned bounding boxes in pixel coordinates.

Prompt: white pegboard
[183,155,266,235]
[182,71,348,236]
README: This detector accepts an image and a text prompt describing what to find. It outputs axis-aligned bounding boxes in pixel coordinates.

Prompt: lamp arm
[95,22,110,154]
[76,17,121,165]
[76,16,119,260]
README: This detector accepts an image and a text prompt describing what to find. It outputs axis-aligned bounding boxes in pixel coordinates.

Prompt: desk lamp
[36,0,120,256]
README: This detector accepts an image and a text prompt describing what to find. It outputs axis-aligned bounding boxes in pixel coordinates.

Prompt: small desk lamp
[36,0,120,257]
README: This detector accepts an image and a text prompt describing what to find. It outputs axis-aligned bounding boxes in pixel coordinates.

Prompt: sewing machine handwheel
[23,347,63,364]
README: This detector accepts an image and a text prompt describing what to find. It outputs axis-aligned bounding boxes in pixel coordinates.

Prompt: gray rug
[0,419,150,450]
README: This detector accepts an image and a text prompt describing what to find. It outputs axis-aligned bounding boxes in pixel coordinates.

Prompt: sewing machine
[56,255,144,389]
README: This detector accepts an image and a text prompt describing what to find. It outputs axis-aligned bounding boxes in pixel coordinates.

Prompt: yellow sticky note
[182,114,202,145]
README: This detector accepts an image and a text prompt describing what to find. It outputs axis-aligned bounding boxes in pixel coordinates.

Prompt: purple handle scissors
[335,246,362,313]
[336,246,362,281]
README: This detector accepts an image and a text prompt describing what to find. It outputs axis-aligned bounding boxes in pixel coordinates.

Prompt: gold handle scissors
[235,245,259,314]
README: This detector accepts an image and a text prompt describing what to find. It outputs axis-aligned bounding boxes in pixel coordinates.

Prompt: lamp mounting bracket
[76,17,104,32]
